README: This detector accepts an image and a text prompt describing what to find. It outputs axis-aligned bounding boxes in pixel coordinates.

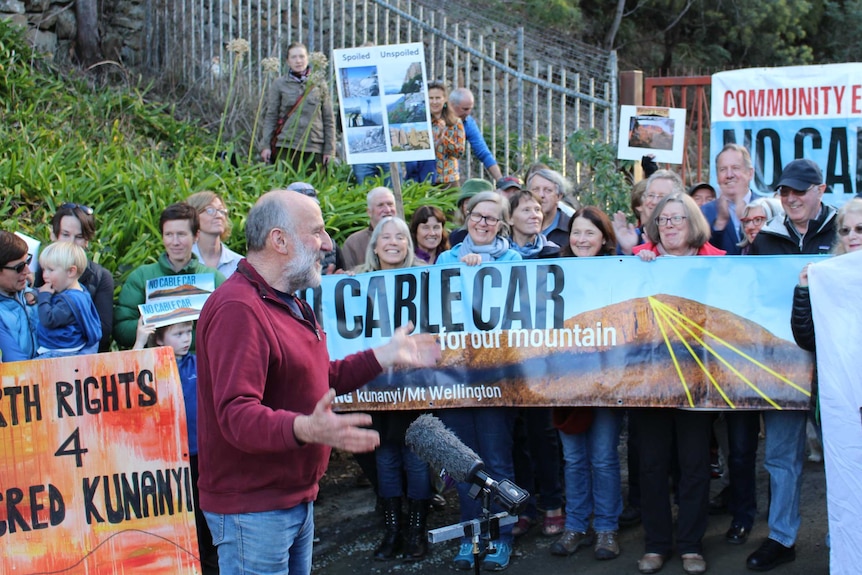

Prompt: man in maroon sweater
[196,189,439,575]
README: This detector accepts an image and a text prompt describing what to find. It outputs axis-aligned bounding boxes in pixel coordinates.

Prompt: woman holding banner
[436,191,521,571]
[632,192,725,575]
[549,206,625,561]
[354,216,432,562]
[506,189,565,539]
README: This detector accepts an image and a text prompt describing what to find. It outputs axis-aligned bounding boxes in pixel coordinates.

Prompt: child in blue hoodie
[134,318,218,574]
[36,242,101,357]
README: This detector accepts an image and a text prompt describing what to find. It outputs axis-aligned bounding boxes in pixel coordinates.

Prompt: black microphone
[406,414,529,514]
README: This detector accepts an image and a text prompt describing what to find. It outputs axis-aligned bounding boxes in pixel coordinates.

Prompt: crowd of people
[3,62,859,575]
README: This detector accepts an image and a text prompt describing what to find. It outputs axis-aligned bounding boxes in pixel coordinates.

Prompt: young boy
[134,319,218,574]
[36,241,102,357]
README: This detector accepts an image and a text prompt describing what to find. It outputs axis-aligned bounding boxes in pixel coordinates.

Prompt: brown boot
[404,498,430,561]
[373,497,403,560]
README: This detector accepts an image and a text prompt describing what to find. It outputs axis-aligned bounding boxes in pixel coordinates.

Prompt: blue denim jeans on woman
[762,409,807,547]
[204,503,314,575]
[439,407,516,544]
[377,440,432,499]
[558,408,623,533]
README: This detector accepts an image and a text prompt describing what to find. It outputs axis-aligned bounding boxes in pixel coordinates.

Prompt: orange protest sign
[0,348,200,574]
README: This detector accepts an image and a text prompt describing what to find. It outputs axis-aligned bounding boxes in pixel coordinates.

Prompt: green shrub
[0,20,452,290]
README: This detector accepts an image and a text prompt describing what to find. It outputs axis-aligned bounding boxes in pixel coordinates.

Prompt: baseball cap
[287,182,319,203]
[775,159,823,191]
[687,182,715,196]
[496,176,523,191]
[457,178,495,206]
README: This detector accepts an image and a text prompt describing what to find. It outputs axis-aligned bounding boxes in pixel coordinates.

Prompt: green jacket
[260,74,335,156]
[113,253,226,349]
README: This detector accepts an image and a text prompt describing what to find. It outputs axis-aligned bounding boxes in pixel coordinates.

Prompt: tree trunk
[603,0,626,51]
[75,0,103,68]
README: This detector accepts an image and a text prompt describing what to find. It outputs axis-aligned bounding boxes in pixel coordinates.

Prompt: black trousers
[632,409,712,556]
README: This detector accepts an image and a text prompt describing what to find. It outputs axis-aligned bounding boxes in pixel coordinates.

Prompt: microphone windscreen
[405,414,481,483]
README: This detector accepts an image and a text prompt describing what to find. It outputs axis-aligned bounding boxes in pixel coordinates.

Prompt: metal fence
[143,0,617,182]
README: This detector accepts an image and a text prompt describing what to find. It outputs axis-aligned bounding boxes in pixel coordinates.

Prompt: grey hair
[466,191,511,238]
[245,191,296,252]
[356,216,416,272]
[645,169,686,197]
[366,186,394,209]
[527,168,570,198]
[717,143,753,171]
[448,87,473,106]
[737,197,784,249]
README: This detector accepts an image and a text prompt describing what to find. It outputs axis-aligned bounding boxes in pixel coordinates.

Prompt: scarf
[458,235,510,261]
[288,67,310,83]
[510,233,548,259]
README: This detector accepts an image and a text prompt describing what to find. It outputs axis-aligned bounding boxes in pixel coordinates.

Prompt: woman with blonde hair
[186,191,243,277]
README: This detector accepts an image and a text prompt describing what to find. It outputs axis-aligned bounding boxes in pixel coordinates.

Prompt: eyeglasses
[60,202,94,215]
[2,254,32,274]
[468,213,500,226]
[655,215,687,227]
[203,206,228,217]
[741,216,767,227]
[838,224,862,236]
[778,185,817,197]
[645,193,667,202]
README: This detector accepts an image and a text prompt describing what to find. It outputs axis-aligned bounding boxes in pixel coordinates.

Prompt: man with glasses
[702,143,768,255]
[744,158,837,572]
[0,231,39,361]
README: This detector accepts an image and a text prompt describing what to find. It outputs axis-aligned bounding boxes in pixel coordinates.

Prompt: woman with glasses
[0,231,39,361]
[436,191,520,571]
[404,80,465,187]
[736,197,784,255]
[43,203,115,352]
[631,192,724,575]
[186,191,243,277]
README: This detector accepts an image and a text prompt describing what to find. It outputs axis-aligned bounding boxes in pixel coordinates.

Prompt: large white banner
[809,249,862,575]
[711,63,862,205]
[332,42,436,165]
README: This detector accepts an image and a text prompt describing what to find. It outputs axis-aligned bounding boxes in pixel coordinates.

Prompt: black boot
[374,497,403,560]
[404,498,430,561]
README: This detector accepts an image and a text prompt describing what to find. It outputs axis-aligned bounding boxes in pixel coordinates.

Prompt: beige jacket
[260,74,335,156]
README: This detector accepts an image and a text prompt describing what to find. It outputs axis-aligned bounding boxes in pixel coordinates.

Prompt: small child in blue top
[134,318,217,572]
[36,242,102,357]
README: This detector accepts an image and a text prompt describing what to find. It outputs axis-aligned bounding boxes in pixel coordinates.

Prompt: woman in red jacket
[632,192,724,575]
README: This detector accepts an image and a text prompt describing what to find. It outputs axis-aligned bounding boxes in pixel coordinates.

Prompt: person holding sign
[113,203,225,349]
[196,189,439,575]
[0,231,38,361]
[632,192,725,575]
[404,80,465,187]
[436,191,521,571]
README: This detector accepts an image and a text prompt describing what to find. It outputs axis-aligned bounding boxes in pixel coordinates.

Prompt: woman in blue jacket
[0,231,39,362]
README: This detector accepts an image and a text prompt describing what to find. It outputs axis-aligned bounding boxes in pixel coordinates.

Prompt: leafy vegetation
[0,21,454,288]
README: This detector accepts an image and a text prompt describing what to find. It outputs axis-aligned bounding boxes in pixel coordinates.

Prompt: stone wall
[0,0,149,66]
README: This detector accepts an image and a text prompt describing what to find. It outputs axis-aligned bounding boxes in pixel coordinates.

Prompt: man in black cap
[744,158,837,572]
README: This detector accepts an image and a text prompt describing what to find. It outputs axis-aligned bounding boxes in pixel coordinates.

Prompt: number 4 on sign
[54,428,88,467]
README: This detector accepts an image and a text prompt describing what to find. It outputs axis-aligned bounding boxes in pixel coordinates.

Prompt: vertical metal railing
[143,0,616,184]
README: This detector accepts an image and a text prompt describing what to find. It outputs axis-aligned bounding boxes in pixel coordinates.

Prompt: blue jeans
[559,408,623,533]
[204,503,314,575]
[376,440,432,499]
[762,410,807,547]
[353,162,392,186]
[439,408,516,544]
[725,410,760,530]
[404,160,437,184]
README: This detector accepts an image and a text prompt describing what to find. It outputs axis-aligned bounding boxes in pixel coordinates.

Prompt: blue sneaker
[482,541,511,571]
[454,542,475,570]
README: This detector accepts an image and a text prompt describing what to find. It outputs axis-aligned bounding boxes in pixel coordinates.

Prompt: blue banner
[305,256,817,411]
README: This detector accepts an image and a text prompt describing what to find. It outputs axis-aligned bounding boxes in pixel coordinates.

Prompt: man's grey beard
[284,240,322,293]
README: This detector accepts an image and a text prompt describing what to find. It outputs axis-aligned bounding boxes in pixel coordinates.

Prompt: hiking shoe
[454,542,474,570]
[550,529,594,556]
[594,531,620,559]
[482,541,511,571]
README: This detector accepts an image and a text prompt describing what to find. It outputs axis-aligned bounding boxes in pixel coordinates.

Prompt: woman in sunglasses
[43,203,115,352]
[0,231,39,361]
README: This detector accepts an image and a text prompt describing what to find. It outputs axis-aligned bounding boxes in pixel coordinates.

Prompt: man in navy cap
[744,158,837,572]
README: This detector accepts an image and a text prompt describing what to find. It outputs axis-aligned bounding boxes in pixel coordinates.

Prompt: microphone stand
[427,485,516,575]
